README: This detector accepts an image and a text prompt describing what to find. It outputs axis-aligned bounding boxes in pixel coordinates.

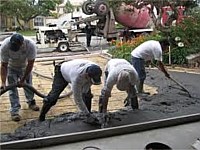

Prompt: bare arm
[20,59,35,83]
[157,61,170,78]
[1,62,8,88]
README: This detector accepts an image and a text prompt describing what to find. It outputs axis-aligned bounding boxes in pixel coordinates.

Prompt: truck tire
[82,1,94,15]
[57,42,69,52]
[94,0,109,16]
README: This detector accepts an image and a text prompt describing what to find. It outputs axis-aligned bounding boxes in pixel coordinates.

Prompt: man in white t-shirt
[131,39,170,94]
[1,33,39,122]
[99,58,139,114]
[39,59,102,122]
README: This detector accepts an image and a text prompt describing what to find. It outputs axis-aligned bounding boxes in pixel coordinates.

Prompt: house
[0,0,87,31]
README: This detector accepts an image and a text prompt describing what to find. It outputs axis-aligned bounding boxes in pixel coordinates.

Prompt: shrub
[108,32,164,62]
[168,7,200,64]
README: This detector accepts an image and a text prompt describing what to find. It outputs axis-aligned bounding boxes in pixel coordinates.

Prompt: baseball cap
[10,33,24,51]
[116,70,130,91]
[87,65,102,85]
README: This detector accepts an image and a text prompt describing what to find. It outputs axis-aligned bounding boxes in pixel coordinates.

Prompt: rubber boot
[137,80,144,93]
[130,96,139,110]
[137,81,150,95]
[39,102,52,121]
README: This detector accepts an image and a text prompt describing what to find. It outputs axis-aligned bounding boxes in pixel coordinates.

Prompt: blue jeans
[7,67,34,115]
[131,57,146,82]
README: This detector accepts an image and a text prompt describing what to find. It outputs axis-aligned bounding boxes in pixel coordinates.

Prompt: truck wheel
[82,1,94,15]
[58,42,69,52]
[94,0,109,16]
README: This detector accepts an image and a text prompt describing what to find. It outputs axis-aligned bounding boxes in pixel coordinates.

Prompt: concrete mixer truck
[78,0,186,41]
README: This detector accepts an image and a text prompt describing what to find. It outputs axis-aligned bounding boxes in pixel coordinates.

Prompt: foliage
[0,0,62,30]
[18,30,36,36]
[168,6,200,64]
[65,0,74,13]
[107,0,198,9]
[108,32,164,62]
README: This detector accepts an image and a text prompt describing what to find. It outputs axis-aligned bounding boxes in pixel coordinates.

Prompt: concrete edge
[1,113,200,149]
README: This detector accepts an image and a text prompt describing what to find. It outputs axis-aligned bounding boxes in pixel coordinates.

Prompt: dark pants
[39,65,93,121]
[131,57,146,82]
[86,34,92,47]
[43,65,68,106]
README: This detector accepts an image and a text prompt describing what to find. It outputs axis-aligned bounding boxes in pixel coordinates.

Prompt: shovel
[168,76,192,98]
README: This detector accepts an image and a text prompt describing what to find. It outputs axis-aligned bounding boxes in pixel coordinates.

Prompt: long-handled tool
[168,76,192,98]
[150,62,192,98]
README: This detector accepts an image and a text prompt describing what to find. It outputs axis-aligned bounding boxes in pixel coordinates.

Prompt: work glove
[84,113,100,125]
[165,73,170,78]
[0,83,6,90]
[100,113,110,128]
[124,96,129,107]
[18,77,26,87]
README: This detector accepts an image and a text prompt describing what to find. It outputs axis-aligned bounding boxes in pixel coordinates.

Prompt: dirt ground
[0,53,200,143]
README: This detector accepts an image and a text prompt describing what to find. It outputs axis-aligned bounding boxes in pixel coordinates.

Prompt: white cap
[116,70,130,91]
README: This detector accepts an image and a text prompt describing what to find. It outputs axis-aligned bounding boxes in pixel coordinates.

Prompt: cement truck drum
[94,0,109,16]
[82,0,95,15]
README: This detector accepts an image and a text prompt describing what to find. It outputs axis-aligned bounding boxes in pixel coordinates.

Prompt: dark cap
[159,38,170,47]
[87,65,102,85]
[10,33,24,51]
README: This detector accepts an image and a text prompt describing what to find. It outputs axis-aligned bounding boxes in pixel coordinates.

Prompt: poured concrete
[1,62,200,145]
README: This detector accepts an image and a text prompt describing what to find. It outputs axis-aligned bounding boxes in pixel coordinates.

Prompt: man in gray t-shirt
[99,58,139,114]
[1,33,39,122]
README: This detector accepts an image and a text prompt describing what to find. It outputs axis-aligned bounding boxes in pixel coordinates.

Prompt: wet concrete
[1,68,200,143]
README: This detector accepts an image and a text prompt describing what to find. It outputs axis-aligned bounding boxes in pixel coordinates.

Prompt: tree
[0,0,62,30]
[65,0,74,13]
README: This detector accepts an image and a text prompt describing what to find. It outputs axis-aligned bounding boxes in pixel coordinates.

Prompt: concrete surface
[37,120,200,150]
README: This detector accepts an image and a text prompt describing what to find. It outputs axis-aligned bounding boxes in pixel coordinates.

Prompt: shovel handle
[169,77,192,97]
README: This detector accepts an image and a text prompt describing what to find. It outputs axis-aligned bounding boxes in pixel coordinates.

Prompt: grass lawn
[18,30,36,36]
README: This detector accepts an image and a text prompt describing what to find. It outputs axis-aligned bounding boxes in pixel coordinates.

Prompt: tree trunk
[16,17,24,30]
[24,21,30,30]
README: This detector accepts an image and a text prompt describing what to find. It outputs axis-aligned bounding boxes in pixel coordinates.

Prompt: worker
[131,39,170,94]
[85,22,92,47]
[0,33,40,122]
[99,58,139,115]
[39,59,102,122]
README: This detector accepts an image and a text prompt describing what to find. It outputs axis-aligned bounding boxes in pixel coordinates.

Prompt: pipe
[0,83,72,99]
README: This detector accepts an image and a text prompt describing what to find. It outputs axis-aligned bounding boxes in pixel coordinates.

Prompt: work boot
[11,114,21,122]
[28,100,40,111]
[137,81,150,95]
[39,102,52,121]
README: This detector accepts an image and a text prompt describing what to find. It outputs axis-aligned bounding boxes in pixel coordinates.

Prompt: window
[34,16,44,27]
